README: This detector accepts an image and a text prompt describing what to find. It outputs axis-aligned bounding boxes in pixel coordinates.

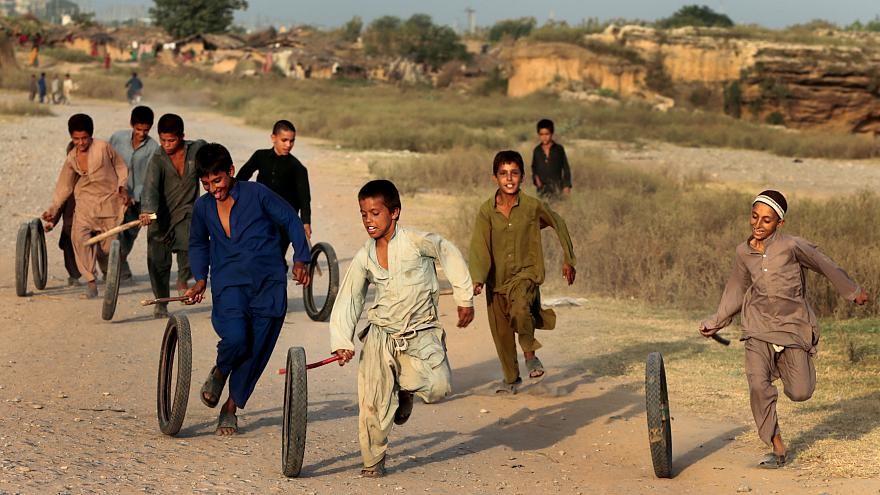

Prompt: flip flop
[360,457,386,477]
[200,366,227,408]
[394,390,414,426]
[526,356,545,378]
[495,377,522,394]
[758,453,786,469]
[215,409,238,435]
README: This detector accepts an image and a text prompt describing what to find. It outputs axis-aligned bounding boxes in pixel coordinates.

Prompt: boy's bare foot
[759,432,787,468]
[215,398,238,436]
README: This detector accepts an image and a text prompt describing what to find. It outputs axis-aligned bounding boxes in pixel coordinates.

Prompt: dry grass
[0,101,53,117]
[558,297,880,478]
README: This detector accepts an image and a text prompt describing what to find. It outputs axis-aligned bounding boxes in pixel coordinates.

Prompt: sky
[80,0,880,30]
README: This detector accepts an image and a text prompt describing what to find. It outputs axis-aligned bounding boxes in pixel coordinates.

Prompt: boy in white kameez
[330,179,474,477]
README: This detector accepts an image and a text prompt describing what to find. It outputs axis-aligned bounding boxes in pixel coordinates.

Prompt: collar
[493,189,521,209]
[131,132,152,151]
[746,230,780,254]
[228,178,241,201]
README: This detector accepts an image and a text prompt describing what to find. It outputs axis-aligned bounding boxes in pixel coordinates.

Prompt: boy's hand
[138,212,154,226]
[854,290,869,305]
[304,224,312,241]
[473,283,484,296]
[562,263,576,285]
[334,349,354,366]
[292,261,310,286]
[184,279,207,305]
[41,210,54,224]
[457,306,474,328]
[699,325,718,337]
[562,187,571,196]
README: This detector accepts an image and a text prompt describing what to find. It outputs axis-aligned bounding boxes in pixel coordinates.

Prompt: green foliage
[342,16,363,42]
[42,46,95,63]
[723,81,742,118]
[846,15,880,32]
[765,111,785,125]
[362,14,468,69]
[656,4,734,29]
[475,66,508,96]
[645,53,673,95]
[488,17,536,42]
[149,0,249,38]
[687,86,713,108]
[70,11,96,27]
[529,18,606,44]
[597,87,618,99]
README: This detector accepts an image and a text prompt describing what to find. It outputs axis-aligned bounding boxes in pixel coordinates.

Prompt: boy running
[330,180,474,477]
[109,105,161,280]
[139,114,205,318]
[41,114,129,298]
[237,119,312,251]
[531,119,572,199]
[470,150,576,393]
[185,143,311,435]
[700,190,868,468]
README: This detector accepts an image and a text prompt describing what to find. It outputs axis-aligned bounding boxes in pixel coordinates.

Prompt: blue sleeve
[189,199,210,281]
[258,185,310,264]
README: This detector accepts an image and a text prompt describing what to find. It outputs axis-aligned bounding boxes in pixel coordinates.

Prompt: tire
[302,242,339,322]
[282,346,308,477]
[157,314,192,436]
[29,219,48,290]
[101,240,122,321]
[15,222,31,297]
[646,352,673,478]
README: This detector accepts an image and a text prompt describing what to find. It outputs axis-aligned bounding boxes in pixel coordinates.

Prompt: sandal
[495,377,522,394]
[526,356,545,378]
[757,453,786,469]
[200,366,227,408]
[394,390,414,426]
[215,410,238,435]
[361,457,386,477]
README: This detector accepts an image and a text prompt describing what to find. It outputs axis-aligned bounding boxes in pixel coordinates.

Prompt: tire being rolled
[15,222,31,297]
[29,219,48,291]
[646,351,673,478]
[157,313,192,436]
[302,242,339,322]
[101,239,121,321]
[282,346,308,477]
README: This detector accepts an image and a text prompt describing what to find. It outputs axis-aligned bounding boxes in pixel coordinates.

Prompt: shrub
[723,81,742,118]
[362,14,468,70]
[765,111,785,125]
[656,5,734,29]
[488,17,536,42]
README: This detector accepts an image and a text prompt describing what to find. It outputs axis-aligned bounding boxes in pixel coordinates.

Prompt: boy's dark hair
[756,189,788,216]
[358,180,401,214]
[157,113,184,136]
[536,118,554,134]
[492,150,525,175]
[68,113,94,136]
[272,119,296,135]
[130,106,154,126]
[195,143,234,178]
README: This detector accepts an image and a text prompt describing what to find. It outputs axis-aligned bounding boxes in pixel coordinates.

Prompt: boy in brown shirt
[42,114,129,298]
[700,189,868,468]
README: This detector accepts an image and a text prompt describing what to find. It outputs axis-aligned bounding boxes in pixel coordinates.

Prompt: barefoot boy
[42,114,129,298]
[185,143,311,435]
[700,190,868,468]
[139,114,205,318]
[470,150,576,393]
[237,119,312,252]
[531,119,572,199]
[330,179,474,477]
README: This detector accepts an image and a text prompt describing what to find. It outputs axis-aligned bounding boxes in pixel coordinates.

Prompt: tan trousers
[71,214,120,283]
[744,338,816,445]
[357,325,451,468]
[486,279,544,384]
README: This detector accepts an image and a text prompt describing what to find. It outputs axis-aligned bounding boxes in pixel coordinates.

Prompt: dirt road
[1,95,878,494]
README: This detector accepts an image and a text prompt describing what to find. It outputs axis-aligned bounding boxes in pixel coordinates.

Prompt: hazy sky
[83,0,880,30]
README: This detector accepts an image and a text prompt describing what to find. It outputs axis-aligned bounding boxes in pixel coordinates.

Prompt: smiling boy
[185,143,311,435]
[330,179,474,477]
[237,120,312,251]
[469,150,576,393]
[700,190,868,468]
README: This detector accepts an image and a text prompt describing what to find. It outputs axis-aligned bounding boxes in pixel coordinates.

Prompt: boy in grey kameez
[701,190,868,468]
[330,180,474,477]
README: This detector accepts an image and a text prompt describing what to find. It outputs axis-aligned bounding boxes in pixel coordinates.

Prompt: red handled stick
[278,355,342,374]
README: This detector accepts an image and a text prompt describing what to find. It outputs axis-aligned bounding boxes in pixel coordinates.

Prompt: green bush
[362,14,468,69]
[488,17,536,42]
[723,81,742,118]
[656,5,734,29]
[765,111,785,125]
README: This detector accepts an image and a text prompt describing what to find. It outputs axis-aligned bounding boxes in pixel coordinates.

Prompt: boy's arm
[559,146,572,190]
[108,143,129,200]
[793,238,863,301]
[415,232,474,308]
[329,250,370,352]
[258,185,310,264]
[298,165,311,228]
[537,201,576,266]
[531,146,541,187]
[236,151,259,181]
[700,255,750,333]
[44,160,77,221]
[468,206,492,292]
[140,155,162,216]
[188,200,210,285]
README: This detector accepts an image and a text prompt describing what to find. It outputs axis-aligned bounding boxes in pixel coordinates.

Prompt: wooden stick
[85,213,156,246]
[140,296,190,306]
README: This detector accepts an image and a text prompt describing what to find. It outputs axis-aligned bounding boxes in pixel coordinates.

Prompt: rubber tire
[646,351,673,478]
[29,219,48,290]
[302,242,340,322]
[15,222,31,297]
[157,314,192,436]
[282,346,308,477]
[101,240,122,321]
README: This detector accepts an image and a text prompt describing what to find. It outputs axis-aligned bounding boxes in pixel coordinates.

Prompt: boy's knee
[783,383,814,402]
[417,379,451,404]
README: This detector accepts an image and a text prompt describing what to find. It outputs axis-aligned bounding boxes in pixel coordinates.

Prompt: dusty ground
[0,93,879,495]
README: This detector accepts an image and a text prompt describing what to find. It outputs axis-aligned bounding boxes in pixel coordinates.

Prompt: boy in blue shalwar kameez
[184,143,311,435]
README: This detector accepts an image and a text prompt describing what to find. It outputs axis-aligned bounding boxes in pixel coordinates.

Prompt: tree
[149,0,249,38]
[0,30,17,72]
[363,14,468,69]
[488,17,536,42]
[342,16,363,42]
[656,5,734,29]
